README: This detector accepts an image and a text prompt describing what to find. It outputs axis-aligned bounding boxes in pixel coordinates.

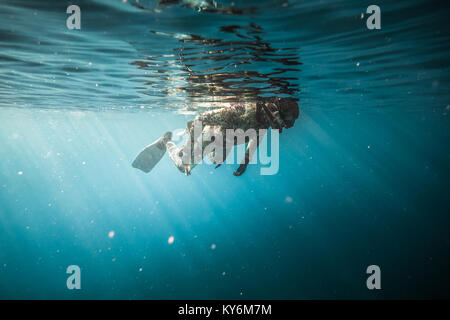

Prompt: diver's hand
[233,163,248,176]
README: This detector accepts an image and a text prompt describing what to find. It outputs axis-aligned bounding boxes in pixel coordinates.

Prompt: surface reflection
[131,22,301,111]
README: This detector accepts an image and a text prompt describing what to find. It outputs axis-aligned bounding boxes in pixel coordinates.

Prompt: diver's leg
[166,140,198,176]
[181,118,206,174]
[165,120,199,175]
[166,140,186,173]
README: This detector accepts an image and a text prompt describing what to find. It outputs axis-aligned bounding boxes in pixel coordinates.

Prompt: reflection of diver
[132,97,299,176]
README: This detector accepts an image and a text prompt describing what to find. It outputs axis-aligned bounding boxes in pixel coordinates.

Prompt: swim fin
[132,132,172,173]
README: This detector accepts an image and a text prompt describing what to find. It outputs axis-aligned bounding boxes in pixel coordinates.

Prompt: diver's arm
[233,133,262,176]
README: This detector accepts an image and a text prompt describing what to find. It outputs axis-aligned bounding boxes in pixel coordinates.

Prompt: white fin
[132,133,170,173]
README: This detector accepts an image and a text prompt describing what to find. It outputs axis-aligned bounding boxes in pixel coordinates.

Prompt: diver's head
[258,96,300,130]
[277,97,299,128]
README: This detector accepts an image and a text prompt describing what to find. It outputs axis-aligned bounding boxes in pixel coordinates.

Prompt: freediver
[132,97,299,176]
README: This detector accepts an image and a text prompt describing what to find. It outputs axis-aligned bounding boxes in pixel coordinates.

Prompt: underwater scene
[0,0,450,299]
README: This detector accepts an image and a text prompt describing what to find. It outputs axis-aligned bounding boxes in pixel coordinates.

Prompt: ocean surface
[1,0,450,299]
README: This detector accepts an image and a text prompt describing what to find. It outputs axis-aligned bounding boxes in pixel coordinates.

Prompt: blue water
[1,0,450,299]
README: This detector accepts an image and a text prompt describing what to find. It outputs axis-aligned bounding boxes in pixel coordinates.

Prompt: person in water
[132,97,299,176]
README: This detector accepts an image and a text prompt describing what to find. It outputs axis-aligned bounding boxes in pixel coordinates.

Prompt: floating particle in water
[108,230,115,239]
[82,161,86,165]
[168,236,174,244]
[95,83,99,87]
[356,62,360,67]
[222,271,226,276]
[194,235,198,239]
[285,196,293,203]
[368,145,371,149]
[17,171,23,175]
[88,62,92,66]
[211,244,216,250]
[26,226,30,230]
[139,267,143,272]
[446,105,450,110]
[360,13,364,19]
[240,289,243,296]
[112,257,116,262]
